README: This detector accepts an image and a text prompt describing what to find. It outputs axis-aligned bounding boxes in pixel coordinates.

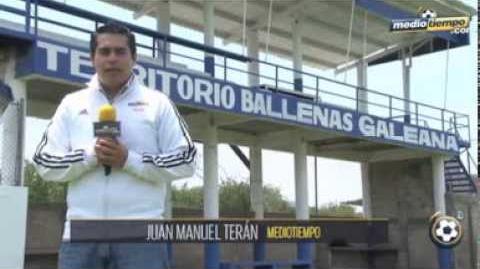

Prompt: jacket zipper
[103,175,110,218]
[101,93,113,219]
[98,80,132,219]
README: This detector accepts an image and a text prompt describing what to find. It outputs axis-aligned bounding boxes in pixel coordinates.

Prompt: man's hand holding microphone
[94,104,128,175]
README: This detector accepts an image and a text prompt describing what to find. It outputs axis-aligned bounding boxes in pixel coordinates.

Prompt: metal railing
[0,0,472,146]
[460,148,478,177]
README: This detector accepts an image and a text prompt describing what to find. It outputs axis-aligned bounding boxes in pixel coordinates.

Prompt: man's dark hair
[90,22,136,57]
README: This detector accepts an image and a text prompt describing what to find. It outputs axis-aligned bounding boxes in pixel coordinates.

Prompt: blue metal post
[223,57,227,81]
[415,103,419,125]
[162,36,168,68]
[33,0,38,36]
[441,110,445,131]
[297,242,312,261]
[389,96,392,118]
[292,16,303,92]
[166,242,174,267]
[356,87,359,112]
[253,242,266,261]
[152,38,156,58]
[294,75,303,92]
[204,55,215,77]
[453,114,457,135]
[205,242,220,269]
[275,66,278,89]
[25,0,31,33]
[203,0,215,77]
[437,247,454,269]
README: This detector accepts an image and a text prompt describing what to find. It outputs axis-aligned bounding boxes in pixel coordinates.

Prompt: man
[33,22,196,269]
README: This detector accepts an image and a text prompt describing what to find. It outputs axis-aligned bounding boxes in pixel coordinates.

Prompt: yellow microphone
[98,104,116,122]
[94,104,121,176]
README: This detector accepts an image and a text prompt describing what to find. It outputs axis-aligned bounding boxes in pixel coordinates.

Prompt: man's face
[91,33,135,91]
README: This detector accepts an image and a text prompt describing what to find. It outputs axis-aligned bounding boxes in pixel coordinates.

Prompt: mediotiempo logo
[390,9,470,34]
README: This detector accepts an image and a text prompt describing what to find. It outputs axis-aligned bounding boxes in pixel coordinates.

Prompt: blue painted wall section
[18,38,462,154]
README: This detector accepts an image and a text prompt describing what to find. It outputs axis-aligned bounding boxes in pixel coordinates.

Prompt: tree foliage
[171,183,203,209]
[24,162,67,204]
[24,163,358,217]
[263,183,294,213]
[312,202,360,217]
[172,178,294,214]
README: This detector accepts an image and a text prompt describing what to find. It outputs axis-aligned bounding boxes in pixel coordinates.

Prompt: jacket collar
[87,73,138,102]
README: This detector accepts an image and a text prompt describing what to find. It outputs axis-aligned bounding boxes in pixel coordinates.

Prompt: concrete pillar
[294,137,311,261]
[203,121,219,218]
[1,48,26,186]
[203,1,215,76]
[292,16,303,92]
[401,49,411,124]
[247,30,259,87]
[250,144,263,219]
[203,119,219,269]
[357,61,371,218]
[250,143,265,261]
[361,162,372,218]
[294,138,309,220]
[356,60,368,113]
[248,31,261,218]
[155,1,171,66]
[247,33,264,261]
[432,155,446,213]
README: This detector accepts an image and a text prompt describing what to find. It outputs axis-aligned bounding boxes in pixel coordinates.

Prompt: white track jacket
[33,74,196,240]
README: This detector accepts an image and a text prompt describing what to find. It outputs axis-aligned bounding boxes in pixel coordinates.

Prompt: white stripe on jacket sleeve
[32,96,97,182]
[124,96,196,182]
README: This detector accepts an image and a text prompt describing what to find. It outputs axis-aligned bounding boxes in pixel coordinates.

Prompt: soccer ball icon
[435,219,458,242]
[421,9,437,19]
[429,214,463,248]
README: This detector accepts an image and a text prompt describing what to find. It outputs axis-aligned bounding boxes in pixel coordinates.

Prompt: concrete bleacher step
[444,158,477,193]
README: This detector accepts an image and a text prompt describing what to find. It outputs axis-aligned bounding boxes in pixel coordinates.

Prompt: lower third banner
[70,219,388,244]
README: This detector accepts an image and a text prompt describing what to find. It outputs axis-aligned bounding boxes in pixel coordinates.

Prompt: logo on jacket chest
[78,108,89,115]
[128,101,149,112]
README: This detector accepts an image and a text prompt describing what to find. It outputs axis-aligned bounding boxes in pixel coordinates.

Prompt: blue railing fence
[0,0,472,145]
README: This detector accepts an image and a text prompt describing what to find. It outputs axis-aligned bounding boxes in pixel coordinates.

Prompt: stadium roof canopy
[101,0,476,70]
